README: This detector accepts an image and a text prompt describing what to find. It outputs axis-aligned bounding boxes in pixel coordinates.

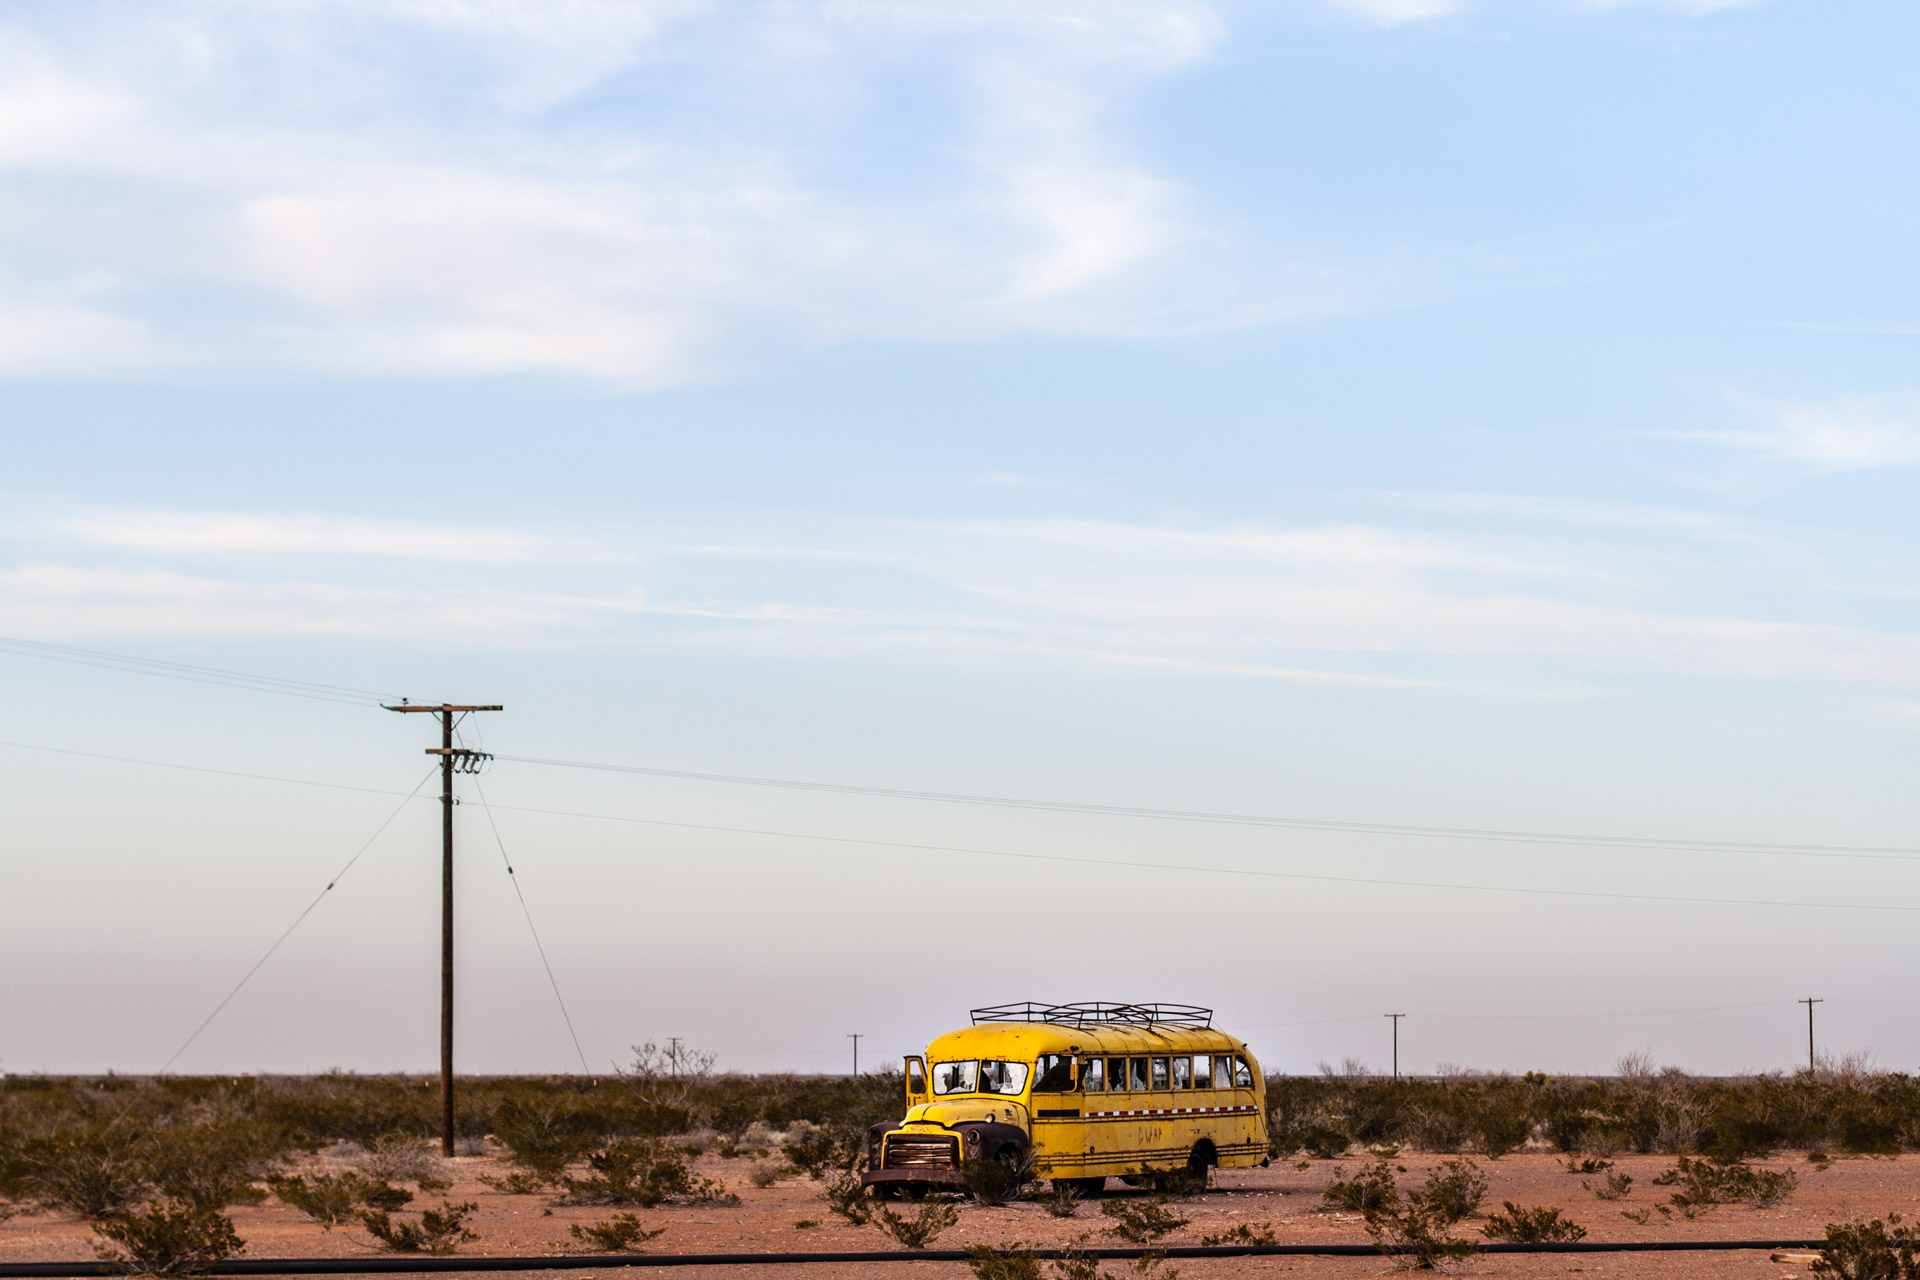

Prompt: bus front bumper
[861,1167,967,1191]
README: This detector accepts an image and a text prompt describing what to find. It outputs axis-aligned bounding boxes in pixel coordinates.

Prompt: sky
[2,0,1919,1081]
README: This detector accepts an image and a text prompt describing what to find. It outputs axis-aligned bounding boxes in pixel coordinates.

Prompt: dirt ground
[2,1149,1909,1279]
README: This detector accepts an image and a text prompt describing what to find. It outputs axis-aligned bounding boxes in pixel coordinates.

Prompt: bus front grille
[885,1133,958,1169]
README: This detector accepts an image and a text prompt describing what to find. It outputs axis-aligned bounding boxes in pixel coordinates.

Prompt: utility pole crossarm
[382,704,505,712]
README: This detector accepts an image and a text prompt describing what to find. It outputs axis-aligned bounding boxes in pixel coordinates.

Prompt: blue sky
[3,0,1919,1080]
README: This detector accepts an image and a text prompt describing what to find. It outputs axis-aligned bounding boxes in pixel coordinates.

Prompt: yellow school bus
[863,1003,1269,1196]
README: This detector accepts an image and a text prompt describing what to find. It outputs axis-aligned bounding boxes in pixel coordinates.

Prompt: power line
[0,635,395,706]
[477,797,1920,915]
[496,752,1920,862]
[472,778,592,1076]
[6,736,1920,915]
[159,766,439,1074]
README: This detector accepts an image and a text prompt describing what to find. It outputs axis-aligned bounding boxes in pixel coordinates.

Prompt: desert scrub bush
[477,1170,549,1194]
[1561,1157,1612,1175]
[1811,1214,1920,1279]
[1039,1181,1082,1218]
[965,1146,1038,1205]
[562,1137,705,1208]
[1322,1162,1400,1214]
[140,1124,277,1210]
[1481,1203,1587,1243]
[781,1123,864,1180]
[966,1243,1047,1280]
[872,1195,959,1249]
[16,1114,154,1219]
[267,1172,410,1227]
[821,1168,871,1224]
[1134,1166,1208,1197]
[1200,1221,1277,1246]
[350,1135,446,1186]
[568,1212,666,1252]
[359,1200,479,1254]
[747,1161,788,1189]
[1652,1156,1799,1212]
[490,1101,597,1182]
[1415,1160,1486,1224]
[1585,1171,1633,1201]
[1101,1196,1188,1244]
[92,1200,244,1276]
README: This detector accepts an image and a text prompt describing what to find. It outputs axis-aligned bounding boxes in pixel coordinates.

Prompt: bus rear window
[932,1061,977,1095]
[981,1060,1029,1095]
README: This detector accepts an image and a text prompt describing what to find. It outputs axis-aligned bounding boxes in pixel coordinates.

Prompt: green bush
[568,1212,665,1251]
[1482,1203,1587,1243]
[93,1200,244,1276]
[267,1172,410,1227]
[1322,1161,1399,1214]
[872,1195,959,1249]
[359,1200,479,1254]
[1100,1196,1187,1244]
[1812,1214,1920,1279]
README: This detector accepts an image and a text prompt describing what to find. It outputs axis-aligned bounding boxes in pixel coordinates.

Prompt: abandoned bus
[863,1002,1269,1196]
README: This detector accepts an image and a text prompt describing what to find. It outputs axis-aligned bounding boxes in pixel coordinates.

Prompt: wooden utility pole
[1800,998,1823,1074]
[384,701,502,1156]
[1385,1014,1405,1080]
[849,1034,862,1077]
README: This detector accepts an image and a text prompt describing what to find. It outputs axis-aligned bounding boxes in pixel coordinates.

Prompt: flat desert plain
[1,1149,1906,1279]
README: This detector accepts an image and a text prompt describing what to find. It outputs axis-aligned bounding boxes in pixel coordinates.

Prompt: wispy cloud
[8,503,1919,694]
[50,509,612,564]
[0,0,1231,382]
[1698,396,1920,472]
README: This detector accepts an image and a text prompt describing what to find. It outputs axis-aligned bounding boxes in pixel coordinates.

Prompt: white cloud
[51,509,608,563]
[1700,397,1920,472]
[0,0,1228,381]
[1324,0,1461,26]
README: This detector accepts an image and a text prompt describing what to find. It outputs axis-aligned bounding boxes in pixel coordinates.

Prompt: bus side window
[1213,1055,1233,1086]
[1109,1058,1128,1091]
[1193,1054,1211,1088]
[1234,1055,1254,1089]
[1129,1058,1150,1091]
[1149,1057,1169,1090]
[1171,1056,1192,1089]
[1034,1053,1074,1093]
[1082,1058,1105,1092]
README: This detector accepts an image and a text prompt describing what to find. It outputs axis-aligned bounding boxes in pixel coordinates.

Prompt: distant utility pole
[669,1038,683,1076]
[1386,1014,1405,1080]
[1800,998,1823,1073]
[849,1034,862,1077]
[384,701,502,1156]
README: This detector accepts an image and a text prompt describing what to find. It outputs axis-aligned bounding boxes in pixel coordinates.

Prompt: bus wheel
[1067,1176,1107,1195]
[1187,1140,1217,1182]
[870,1184,898,1201]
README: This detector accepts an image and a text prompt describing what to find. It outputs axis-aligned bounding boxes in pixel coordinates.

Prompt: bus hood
[904,1099,1027,1130]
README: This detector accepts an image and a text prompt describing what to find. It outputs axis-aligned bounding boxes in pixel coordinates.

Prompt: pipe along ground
[0,1240,1830,1274]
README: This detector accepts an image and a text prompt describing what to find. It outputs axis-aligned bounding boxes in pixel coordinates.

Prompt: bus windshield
[980,1061,1030,1095]
[930,1060,1031,1096]
[931,1061,977,1095]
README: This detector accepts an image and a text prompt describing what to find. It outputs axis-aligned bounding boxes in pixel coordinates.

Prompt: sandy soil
[1,1149,1907,1279]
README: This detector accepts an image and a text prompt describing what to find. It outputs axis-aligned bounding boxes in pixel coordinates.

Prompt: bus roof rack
[970,1002,1214,1030]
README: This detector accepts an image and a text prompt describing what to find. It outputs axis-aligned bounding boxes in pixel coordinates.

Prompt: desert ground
[0,1146,1904,1279]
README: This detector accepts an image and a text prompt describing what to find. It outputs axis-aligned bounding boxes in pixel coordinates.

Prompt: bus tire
[1066,1176,1107,1195]
[1187,1140,1217,1179]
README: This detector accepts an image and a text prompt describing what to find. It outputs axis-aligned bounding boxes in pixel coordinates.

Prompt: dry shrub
[1200,1221,1277,1246]
[1100,1196,1187,1243]
[266,1172,409,1227]
[93,1201,244,1276]
[359,1200,478,1254]
[1322,1162,1399,1214]
[873,1195,959,1249]
[1812,1214,1920,1279]
[1481,1203,1586,1243]
[568,1212,665,1252]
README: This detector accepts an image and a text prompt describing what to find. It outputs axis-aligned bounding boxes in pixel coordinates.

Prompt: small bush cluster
[568,1212,666,1252]
[1813,1214,1920,1279]
[359,1200,479,1254]
[93,1201,245,1276]
[872,1195,960,1248]
[1100,1196,1187,1244]
[1481,1203,1587,1243]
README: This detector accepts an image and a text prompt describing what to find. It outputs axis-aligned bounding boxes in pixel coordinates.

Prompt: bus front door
[904,1056,929,1108]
